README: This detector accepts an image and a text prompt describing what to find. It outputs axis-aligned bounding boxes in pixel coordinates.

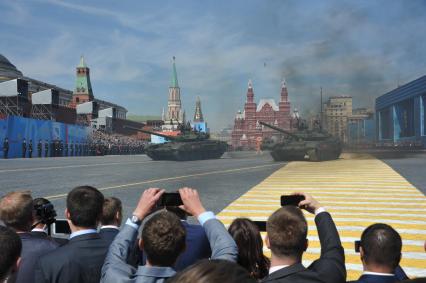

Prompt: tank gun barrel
[123,126,177,141]
[259,121,301,140]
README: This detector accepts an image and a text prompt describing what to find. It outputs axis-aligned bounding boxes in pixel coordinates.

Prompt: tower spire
[171,56,179,88]
[193,96,204,122]
[71,55,93,107]
[246,79,254,103]
[280,77,288,102]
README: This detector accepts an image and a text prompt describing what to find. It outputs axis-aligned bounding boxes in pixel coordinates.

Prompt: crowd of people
[0,187,425,283]
[90,130,146,156]
[2,130,146,159]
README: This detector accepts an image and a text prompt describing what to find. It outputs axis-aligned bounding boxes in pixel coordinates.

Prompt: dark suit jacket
[349,274,399,283]
[13,232,59,283]
[174,221,211,271]
[262,212,346,283]
[30,230,69,246]
[99,227,120,244]
[101,218,238,283]
[35,232,110,283]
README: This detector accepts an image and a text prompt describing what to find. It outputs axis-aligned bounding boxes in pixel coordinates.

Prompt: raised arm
[179,188,238,262]
[101,188,164,283]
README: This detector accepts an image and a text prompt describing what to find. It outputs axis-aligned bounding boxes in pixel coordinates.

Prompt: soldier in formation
[22,138,27,158]
[38,140,42,158]
[28,140,33,158]
[3,137,9,159]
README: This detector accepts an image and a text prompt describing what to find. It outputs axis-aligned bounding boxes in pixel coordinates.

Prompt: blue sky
[1,0,425,131]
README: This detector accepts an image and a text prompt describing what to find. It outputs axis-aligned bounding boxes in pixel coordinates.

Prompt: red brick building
[231,79,291,149]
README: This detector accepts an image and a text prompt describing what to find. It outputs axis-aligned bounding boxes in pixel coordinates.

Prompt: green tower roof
[75,56,93,97]
[170,56,179,88]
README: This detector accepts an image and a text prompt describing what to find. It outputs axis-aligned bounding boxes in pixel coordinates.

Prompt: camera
[34,203,57,225]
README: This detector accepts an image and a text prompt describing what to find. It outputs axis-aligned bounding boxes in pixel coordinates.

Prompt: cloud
[1,0,426,131]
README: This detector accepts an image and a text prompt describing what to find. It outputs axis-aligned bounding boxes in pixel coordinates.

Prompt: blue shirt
[69,229,98,239]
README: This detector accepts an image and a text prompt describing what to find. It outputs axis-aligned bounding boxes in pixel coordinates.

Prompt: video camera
[34,202,57,226]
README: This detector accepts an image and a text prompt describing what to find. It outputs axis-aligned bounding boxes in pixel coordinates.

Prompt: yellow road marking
[217,153,426,280]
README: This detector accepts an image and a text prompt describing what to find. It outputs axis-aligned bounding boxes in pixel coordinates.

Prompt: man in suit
[35,186,109,283]
[31,198,68,246]
[164,206,211,271]
[0,225,22,282]
[0,192,59,283]
[350,223,403,283]
[262,193,346,283]
[132,206,212,271]
[101,187,238,283]
[99,197,122,244]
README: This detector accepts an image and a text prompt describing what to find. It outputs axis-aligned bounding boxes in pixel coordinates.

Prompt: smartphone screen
[158,192,183,207]
[355,240,361,253]
[53,219,71,235]
[253,220,267,232]
[280,195,305,206]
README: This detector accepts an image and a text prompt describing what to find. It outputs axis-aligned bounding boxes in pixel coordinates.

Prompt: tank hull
[145,140,228,161]
[270,141,342,162]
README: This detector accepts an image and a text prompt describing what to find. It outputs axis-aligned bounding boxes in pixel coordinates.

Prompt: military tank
[259,121,342,162]
[132,126,228,161]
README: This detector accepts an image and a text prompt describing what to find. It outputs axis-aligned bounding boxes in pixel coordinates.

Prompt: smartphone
[281,195,305,207]
[52,219,71,235]
[354,240,361,253]
[157,192,183,207]
[253,220,267,232]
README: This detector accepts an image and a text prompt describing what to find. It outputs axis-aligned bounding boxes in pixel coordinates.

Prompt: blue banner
[0,116,90,158]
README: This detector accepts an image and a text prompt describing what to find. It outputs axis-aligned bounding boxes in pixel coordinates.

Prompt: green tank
[259,121,342,162]
[135,126,228,161]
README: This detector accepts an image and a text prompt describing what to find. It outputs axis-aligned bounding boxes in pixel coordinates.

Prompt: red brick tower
[278,78,291,129]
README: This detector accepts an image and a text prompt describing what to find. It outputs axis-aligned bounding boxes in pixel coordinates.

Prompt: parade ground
[0,151,425,279]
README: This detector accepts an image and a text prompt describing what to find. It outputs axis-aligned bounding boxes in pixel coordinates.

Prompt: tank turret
[124,125,227,161]
[258,121,341,162]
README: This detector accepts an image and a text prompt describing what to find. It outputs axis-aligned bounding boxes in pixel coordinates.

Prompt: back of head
[0,225,22,281]
[266,206,308,260]
[66,186,104,228]
[168,259,257,283]
[361,223,402,271]
[142,211,186,267]
[228,218,270,279]
[100,197,122,226]
[0,191,33,232]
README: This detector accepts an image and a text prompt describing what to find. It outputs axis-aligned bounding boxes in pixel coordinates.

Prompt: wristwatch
[130,215,142,226]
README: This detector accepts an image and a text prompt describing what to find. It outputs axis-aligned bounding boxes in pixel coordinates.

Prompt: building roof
[376,75,426,110]
[94,98,127,113]
[0,54,23,81]
[171,56,179,88]
[257,99,279,112]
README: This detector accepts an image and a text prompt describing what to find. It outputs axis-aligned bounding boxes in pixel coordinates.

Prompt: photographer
[31,198,68,246]
[0,192,58,283]
[101,187,238,283]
